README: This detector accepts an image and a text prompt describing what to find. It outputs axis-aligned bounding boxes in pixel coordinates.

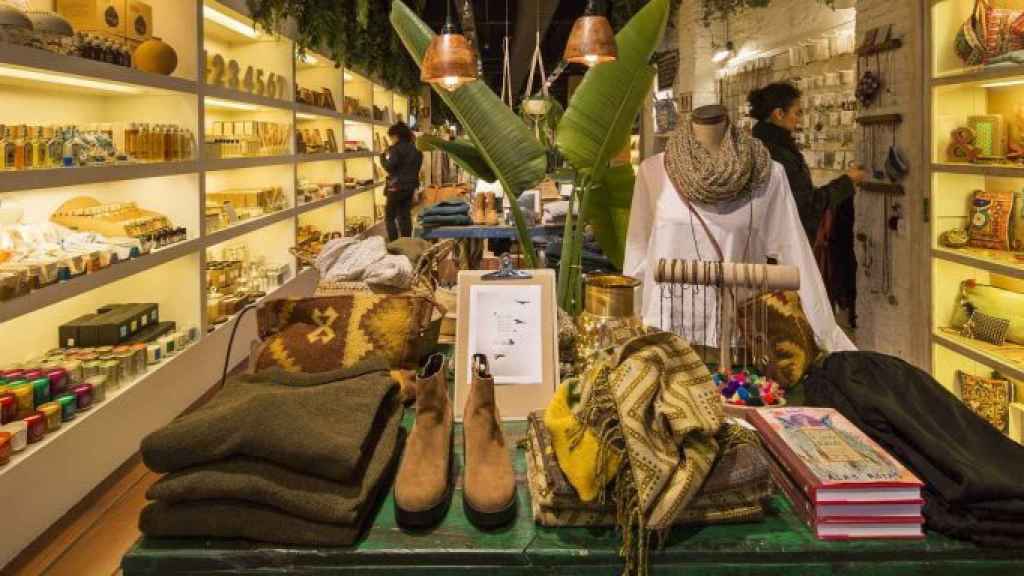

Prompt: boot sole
[463,491,517,530]
[394,427,455,530]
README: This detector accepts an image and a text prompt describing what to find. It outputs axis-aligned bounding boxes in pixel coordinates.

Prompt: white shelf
[0,161,200,194]
[0,44,198,96]
[203,84,293,111]
[295,102,342,119]
[933,330,1024,383]
[203,155,295,171]
[932,162,1024,178]
[932,65,1024,87]
[294,193,346,215]
[204,207,297,245]
[933,247,1024,280]
[297,152,348,163]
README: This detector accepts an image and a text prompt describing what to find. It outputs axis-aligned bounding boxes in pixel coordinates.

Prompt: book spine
[748,410,823,501]
[766,453,819,529]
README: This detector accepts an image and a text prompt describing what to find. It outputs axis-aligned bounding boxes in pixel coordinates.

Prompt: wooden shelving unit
[0,0,415,567]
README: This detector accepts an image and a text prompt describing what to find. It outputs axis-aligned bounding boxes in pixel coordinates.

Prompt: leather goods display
[254,294,439,373]
[955,371,1014,433]
[968,190,1014,250]
[736,291,823,389]
[952,280,1024,345]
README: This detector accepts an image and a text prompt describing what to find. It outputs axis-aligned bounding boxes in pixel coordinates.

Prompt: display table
[121,421,1024,575]
[419,226,562,269]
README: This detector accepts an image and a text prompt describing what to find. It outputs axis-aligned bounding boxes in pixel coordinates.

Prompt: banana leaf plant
[390,0,670,314]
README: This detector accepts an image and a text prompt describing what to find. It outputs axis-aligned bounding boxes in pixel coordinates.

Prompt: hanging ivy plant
[246,0,425,94]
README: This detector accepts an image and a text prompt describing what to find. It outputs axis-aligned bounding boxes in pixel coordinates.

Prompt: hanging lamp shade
[421,2,478,92]
[564,1,617,67]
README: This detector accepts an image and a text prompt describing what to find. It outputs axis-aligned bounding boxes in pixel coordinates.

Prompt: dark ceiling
[420,1,596,103]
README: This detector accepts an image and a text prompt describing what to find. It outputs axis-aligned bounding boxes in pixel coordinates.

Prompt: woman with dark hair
[749,82,865,240]
[749,82,865,325]
[380,122,423,240]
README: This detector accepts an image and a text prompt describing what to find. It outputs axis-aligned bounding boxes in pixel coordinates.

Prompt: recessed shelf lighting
[343,72,354,82]
[205,97,260,111]
[296,112,317,120]
[0,65,141,94]
[980,79,1024,89]
[204,5,260,39]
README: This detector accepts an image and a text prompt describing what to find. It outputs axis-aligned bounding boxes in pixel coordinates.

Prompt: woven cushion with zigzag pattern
[254,295,436,374]
[736,291,823,389]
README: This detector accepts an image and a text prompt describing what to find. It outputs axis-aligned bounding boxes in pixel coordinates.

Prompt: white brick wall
[676,0,929,369]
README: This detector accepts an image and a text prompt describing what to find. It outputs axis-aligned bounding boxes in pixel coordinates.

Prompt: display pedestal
[122,420,1024,575]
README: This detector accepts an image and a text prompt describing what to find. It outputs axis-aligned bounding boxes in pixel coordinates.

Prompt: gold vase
[575,274,645,361]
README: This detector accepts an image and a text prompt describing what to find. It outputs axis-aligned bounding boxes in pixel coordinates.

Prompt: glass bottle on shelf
[13,126,28,170]
[164,125,176,161]
[125,123,138,159]
[30,126,47,168]
[137,124,150,161]
[46,127,63,167]
[0,125,8,170]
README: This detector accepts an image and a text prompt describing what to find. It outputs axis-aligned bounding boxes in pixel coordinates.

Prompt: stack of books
[748,407,925,541]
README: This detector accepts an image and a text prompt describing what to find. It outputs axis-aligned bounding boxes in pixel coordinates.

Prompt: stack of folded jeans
[138,360,404,546]
[418,200,473,228]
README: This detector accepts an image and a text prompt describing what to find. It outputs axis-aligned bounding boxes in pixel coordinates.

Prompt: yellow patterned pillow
[736,291,823,389]
[255,294,437,373]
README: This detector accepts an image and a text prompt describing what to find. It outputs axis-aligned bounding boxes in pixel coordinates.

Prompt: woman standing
[749,82,865,324]
[380,122,424,241]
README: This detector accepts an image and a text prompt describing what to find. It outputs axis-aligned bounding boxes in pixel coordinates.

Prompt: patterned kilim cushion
[736,291,823,389]
[956,371,1013,433]
[255,295,436,373]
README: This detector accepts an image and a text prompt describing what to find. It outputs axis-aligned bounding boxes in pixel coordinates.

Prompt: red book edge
[817,532,925,541]
[748,408,923,502]
[767,455,924,525]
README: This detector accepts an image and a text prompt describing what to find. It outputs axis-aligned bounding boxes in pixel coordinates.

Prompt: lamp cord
[219,303,258,390]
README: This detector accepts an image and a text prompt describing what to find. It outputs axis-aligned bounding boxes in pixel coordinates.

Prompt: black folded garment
[804,352,1024,547]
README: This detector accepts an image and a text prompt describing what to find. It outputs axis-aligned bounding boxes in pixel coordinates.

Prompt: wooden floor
[2,455,154,576]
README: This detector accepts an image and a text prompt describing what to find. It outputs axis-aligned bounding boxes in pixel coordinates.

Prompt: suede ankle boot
[394,354,454,529]
[462,354,516,528]
[471,193,486,225]
[484,192,499,226]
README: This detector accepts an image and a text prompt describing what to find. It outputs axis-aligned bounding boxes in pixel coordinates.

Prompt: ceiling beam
[508,0,560,101]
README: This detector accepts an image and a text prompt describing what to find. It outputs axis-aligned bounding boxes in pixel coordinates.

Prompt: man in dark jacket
[380,122,424,241]
[750,83,864,324]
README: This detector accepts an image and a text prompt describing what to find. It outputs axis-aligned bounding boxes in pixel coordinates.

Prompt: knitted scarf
[665,121,773,205]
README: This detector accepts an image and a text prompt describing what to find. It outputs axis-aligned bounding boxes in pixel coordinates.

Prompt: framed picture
[454,268,558,421]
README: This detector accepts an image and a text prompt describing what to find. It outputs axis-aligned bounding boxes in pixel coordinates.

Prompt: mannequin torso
[691,104,729,154]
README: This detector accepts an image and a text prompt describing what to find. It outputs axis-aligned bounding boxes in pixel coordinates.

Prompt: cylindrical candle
[174,331,188,351]
[56,394,77,422]
[1,421,27,452]
[24,370,44,382]
[130,344,148,374]
[2,370,26,381]
[24,413,45,444]
[37,402,61,432]
[113,352,135,380]
[85,376,107,403]
[160,335,176,357]
[0,431,10,466]
[0,393,15,424]
[98,360,121,389]
[72,385,93,411]
[10,384,33,419]
[30,378,50,408]
[82,360,103,380]
[61,359,83,385]
[146,344,162,365]
[45,368,68,397]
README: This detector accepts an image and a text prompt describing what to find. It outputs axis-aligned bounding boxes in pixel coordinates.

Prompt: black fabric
[803,352,1024,546]
[830,195,857,327]
[385,188,414,241]
[752,122,854,241]
[380,140,423,190]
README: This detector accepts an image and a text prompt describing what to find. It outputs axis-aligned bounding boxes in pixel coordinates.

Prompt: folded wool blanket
[804,352,1024,547]
[146,394,402,524]
[387,238,431,267]
[419,214,474,228]
[526,413,772,528]
[141,361,398,482]
[419,200,470,218]
[315,236,413,288]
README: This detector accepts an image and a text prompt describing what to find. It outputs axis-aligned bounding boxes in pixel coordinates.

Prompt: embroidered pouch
[961,310,1011,345]
[952,281,1024,345]
[968,190,1014,251]
[955,371,1013,433]
[736,291,822,389]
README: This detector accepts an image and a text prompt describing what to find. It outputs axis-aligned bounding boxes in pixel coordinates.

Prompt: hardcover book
[748,407,922,503]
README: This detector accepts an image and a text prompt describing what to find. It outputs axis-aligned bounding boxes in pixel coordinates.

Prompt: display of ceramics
[133,37,177,75]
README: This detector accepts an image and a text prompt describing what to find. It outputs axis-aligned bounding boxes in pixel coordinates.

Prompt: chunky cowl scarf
[665,121,773,205]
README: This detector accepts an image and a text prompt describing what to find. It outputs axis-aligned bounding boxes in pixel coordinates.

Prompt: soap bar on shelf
[24,413,45,444]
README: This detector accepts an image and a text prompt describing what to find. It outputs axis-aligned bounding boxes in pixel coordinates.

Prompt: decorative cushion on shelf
[961,310,1011,346]
[952,281,1024,345]
[968,190,1014,251]
[254,294,438,374]
[736,291,822,389]
[955,371,1013,433]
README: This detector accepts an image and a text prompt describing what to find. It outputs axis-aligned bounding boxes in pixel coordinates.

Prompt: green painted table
[122,420,1024,575]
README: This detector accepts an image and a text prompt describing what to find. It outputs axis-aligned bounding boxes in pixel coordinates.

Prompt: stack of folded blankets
[139,360,404,546]
[418,200,473,229]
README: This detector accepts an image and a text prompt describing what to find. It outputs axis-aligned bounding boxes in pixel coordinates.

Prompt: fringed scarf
[665,121,773,205]
[569,332,725,575]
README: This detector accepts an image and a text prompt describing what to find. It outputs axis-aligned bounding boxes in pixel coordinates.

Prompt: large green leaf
[583,163,635,270]
[390,0,546,197]
[416,135,496,182]
[556,0,668,180]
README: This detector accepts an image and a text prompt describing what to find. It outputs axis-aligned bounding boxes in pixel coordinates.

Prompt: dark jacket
[380,139,423,192]
[752,122,854,240]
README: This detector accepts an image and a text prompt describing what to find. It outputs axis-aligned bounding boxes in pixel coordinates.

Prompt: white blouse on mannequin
[623,153,856,353]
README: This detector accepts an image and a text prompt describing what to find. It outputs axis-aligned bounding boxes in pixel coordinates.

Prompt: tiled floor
[4,457,155,576]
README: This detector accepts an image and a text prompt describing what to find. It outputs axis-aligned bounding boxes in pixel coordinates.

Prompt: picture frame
[454,269,559,422]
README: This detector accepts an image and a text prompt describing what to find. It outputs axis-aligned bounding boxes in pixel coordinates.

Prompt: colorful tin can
[37,402,61,432]
[24,413,45,443]
[56,394,76,422]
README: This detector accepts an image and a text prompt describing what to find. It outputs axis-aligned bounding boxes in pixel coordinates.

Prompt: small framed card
[454,269,558,421]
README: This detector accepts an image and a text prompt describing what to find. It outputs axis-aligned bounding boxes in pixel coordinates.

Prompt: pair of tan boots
[394,353,516,530]
[472,193,499,226]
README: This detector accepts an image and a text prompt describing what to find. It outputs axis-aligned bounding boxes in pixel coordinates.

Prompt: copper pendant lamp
[421,0,479,92]
[564,0,618,67]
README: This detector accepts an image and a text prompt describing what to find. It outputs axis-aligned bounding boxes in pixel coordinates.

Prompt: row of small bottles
[73,34,133,68]
[0,124,195,171]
